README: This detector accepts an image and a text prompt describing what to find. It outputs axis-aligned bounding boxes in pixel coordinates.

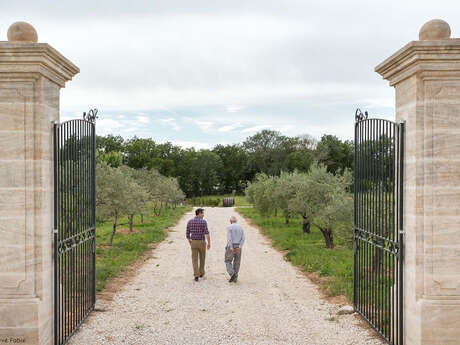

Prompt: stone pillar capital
[375,39,460,86]
[0,42,79,87]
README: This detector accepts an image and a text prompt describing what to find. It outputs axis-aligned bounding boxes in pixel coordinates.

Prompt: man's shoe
[199,274,204,278]
[229,273,236,282]
[194,277,199,282]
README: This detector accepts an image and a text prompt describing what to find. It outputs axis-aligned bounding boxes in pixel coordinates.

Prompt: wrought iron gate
[353,109,404,345]
[54,111,97,345]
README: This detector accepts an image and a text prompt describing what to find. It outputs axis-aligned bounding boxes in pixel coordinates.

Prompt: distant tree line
[96,130,354,198]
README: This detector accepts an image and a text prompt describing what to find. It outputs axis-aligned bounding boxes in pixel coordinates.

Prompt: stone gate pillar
[376,19,460,345]
[0,22,79,345]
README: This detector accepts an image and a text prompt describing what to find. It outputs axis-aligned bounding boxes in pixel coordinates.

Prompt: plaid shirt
[186,216,209,240]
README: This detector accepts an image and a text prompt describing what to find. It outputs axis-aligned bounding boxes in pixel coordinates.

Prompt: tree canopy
[246,165,353,248]
[96,129,354,197]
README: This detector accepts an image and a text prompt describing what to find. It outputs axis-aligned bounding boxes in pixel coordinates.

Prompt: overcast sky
[1,1,459,148]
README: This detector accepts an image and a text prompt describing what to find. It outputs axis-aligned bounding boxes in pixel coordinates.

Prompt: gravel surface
[69,207,384,345]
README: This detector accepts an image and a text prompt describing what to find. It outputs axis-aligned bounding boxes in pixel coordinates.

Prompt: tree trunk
[141,213,144,223]
[274,208,278,217]
[154,202,160,216]
[285,216,289,224]
[302,214,310,233]
[109,213,118,246]
[129,214,134,232]
[318,226,334,248]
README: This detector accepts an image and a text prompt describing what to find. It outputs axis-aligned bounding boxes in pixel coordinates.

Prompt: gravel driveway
[69,207,383,345]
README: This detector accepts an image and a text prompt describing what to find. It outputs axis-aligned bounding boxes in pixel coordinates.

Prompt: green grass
[236,207,354,301]
[231,195,252,206]
[95,206,190,292]
[216,194,252,206]
[186,194,252,207]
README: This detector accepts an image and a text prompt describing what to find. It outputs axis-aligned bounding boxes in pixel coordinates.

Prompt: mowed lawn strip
[95,206,190,292]
[224,195,252,206]
[237,207,353,301]
[187,194,252,207]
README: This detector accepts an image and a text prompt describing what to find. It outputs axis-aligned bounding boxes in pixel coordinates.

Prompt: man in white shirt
[225,216,245,283]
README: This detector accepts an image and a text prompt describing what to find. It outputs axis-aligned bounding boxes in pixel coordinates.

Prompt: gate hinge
[53,228,58,234]
[399,229,405,235]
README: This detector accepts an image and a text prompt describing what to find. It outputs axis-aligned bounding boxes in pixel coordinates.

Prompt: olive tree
[163,177,185,208]
[96,162,133,245]
[120,166,149,232]
[272,171,305,225]
[289,165,353,248]
[131,168,184,216]
[131,168,163,215]
[245,174,277,217]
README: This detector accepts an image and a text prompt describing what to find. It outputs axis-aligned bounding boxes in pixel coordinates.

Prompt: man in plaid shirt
[186,208,211,281]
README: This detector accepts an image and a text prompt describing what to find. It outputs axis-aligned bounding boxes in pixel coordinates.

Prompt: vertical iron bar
[359,120,363,314]
[73,123,76,333]
[391,123,395,344]
[370,119,374,327]
[84,123,91,310]
[398,122,405,345]
[357,121,361,313]
[378,120,386,334]
[53,122,58,345]
[91,121,96,308]
[82,122,86,321]
[76,120,81,321]
[76,122,79,326]
[385,121,389,340]
[60,123,64,345]
[376,119,380,333]
[385,122,391,339]
[361,119,364,315]
[354,121,358,310]
[359,121,362,313]
[373,119,377,328]
[64,122,68,341]
[86,122,89,313]
[67,121,71,340]
[83,122,87,319]
[365,121,371,322]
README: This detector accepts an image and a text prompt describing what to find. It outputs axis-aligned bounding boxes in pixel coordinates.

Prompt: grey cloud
[2,0,459,142]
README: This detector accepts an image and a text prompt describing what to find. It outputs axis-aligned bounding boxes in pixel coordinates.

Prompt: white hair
[230,216,237,223]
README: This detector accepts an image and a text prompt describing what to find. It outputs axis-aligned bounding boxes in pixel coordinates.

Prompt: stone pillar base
[419,298,460,345]
[0,299,41,344]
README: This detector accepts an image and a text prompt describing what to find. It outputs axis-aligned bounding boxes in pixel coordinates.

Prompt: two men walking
[186,209,245,283]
